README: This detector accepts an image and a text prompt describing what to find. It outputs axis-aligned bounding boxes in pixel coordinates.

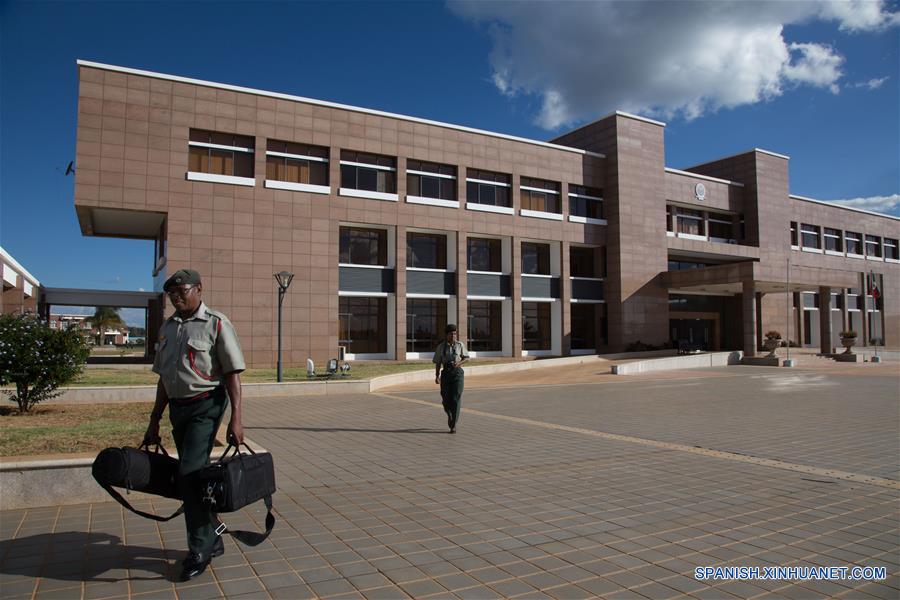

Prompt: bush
[765,330,782,340]
[840,330,857,338]
[0,314,91,413]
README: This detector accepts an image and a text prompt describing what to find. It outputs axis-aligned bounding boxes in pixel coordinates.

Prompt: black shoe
[179,552,212,582]
[450,427,456,434]
[211,536,225,558]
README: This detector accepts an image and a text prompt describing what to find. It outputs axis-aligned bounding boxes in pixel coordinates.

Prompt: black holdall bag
[92,443,184,521]
[199,443,277,546]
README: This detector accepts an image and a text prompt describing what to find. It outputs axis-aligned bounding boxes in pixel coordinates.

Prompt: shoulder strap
[213,495,275,547]
[99,481,184,522]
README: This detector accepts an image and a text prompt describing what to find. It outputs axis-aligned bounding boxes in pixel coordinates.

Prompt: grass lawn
[0,403,175,457]
[72,359,516,387]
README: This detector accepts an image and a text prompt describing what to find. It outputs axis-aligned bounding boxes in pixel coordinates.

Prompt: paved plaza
[1,359,898,599]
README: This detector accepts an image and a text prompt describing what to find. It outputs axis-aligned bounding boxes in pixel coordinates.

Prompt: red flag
[869,273,881,300]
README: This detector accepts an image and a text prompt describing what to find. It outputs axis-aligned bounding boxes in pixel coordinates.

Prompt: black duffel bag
[92,443,184,521]
[199,443,277,546]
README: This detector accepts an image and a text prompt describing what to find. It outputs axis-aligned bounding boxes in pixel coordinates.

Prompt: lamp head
[274,271,294,291]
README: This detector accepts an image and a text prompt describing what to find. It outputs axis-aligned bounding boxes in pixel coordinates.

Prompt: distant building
[48,313,129,345]
[1,246,40,316]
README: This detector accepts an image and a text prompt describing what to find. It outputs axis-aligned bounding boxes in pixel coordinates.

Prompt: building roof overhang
[42,287,159,308]
[662,261,858,296]
[75,206,165,239]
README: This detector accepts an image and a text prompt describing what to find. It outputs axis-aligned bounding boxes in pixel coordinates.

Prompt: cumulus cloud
[449,0,898,128]
[827,194,900,214]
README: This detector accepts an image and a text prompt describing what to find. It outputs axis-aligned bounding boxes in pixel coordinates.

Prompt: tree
[0,314,91,413]
[88,307,126,345]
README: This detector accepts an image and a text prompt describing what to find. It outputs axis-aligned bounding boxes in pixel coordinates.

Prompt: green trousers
[440,367,464,428]
[169,388,228,555]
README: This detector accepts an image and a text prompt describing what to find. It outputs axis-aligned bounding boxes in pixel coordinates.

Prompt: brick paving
[1,359,898,599]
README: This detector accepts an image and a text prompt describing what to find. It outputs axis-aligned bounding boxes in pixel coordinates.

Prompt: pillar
[819,286,832,354]
[742,280,757,357]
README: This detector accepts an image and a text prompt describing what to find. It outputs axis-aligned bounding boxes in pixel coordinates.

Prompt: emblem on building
[694,182,706,201]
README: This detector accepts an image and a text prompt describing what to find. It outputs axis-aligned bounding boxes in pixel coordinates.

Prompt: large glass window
[466,168,511,207]
[522,302,551,350]
[522,242,551,275]
[339,227,387,266]
[339,296,387,354]
[865,234,882,258]
[340,150,396,193]
[407,232,447,269]
[707,212,733,241]
[676,208,705,236]
[885,238,899,260]
[520,177,560,214]
[571,304,596,350]
[800,223,820,249]
[568,185,603,220]
[570,246,596,278]
[467,237,502,272]
[407,160,456,200]
[845,231,862,255]
[266,140,328,185]
[407,299,447,353]
[467,300,502,351]
[824,227,842,252]
[188,129,254,177]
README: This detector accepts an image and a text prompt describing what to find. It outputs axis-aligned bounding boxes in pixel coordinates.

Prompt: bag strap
[214,495,275,547]
[98,481,184,522]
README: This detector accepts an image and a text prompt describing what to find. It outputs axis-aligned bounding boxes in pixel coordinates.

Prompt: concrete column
[456,233,468,343]
[819,286,832,354]
[560,240,571,356]
[795,292,805,346]
[742,280,757,357]
[511,236,522,357]
[395,225,407,361]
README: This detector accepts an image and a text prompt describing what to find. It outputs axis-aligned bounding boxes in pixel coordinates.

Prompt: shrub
[765,330,782,340]
[0,314,91,413]
[840,330,857,338]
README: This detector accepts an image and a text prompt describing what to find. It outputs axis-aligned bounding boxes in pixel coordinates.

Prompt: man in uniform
[143,269,245,581]
[433,324,469,433]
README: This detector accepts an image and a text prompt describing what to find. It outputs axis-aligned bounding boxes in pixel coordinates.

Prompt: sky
[1,0,898,325]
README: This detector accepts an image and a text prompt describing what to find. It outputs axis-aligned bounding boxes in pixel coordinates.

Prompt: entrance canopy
[41,288,160,308]
[662,261,858,296]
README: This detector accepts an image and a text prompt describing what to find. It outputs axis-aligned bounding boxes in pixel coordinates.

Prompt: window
[407,232,447,269]
[847,288,862,311]
[568,185,603,220]
[522,242,551,275]
[407,160,456,201]
[522,302,551,350]
[676,208,705,236]
[865,234,882,258]
[571,304,596,350]
[265,140,328,186]
[667,206,675,233]
[885,238,899,260]
[466,169,511,207]
[467,300,502,351]
[339,227,387,266]
[407,299,447,353]
[570,246,596,278]
[790,221,798,246]
[153,220,166,270]
[800,223,820,249]
[845,231,862,255]
[668,260,709,270]
[188,129,254,177]
[707,212,734,241]
[339,296,386,354]
[467,237,502,272]
[824,227,843,252]
[340,150,396,193]
[520,177,560,214]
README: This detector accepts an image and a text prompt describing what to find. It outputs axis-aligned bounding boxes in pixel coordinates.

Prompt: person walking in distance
[143,269,246,581]
[433,323,469,433]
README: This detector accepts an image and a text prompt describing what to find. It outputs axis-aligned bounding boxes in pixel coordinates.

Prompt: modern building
[1,246,40,316]
[72,60,899,367]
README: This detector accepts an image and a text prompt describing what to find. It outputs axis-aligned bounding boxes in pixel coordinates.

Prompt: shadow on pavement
[247,426,447,434]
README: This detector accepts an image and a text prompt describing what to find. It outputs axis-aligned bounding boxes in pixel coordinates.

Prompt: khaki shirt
[152,303,245,399]
[433,340,469,368]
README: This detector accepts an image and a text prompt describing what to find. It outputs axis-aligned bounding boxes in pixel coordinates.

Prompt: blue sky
[1,0,898,320]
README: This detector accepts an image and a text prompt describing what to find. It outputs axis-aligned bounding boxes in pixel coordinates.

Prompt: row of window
[339,226,606,278]
[790,222,898,260]
[666,205,743,243]
[187,129,604,219]
[339,296,606,354]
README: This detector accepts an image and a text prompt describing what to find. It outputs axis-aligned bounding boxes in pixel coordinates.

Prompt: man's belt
[170,386,223,406]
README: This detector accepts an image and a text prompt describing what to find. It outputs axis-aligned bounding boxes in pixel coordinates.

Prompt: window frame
[406,160,458,207]
[824,227,843,254]
[339,150,398,201]
[339,226,389,266]
[520,176,562,220]
[467,237,503,273]
[800,223,822,252]
[264,140,330,194]
[568,185,605,224]
[465,169,513,214]
[187,129,256,186]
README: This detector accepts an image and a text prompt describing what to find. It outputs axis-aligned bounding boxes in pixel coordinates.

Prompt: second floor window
[467,237,501,272]
[865,235,882,258]
[570,246,596,278]
[569,185,604,220]
[522,242,550,275]
[790,221,798,246]
[824,228,842,252]
[676,208,705,236]
[520,177,560,213]
[340,151,396,193]
[266,140,329,185]
[845,231,862,255]
[407,160,456,200]
[466,169,511,207]
[407,232,447,269]
[339,226,387,266]
[800,224,820,249]
[885,238,899,260]
[707,212,734,241]
[188,129,254,177]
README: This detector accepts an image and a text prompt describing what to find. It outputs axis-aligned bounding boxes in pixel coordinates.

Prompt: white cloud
[449,0,898,129]
[827,194,900,214]
[851,76,890,89]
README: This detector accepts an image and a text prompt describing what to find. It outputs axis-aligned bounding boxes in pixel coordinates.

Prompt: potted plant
[839,330,857,354]
[764,331,782,357]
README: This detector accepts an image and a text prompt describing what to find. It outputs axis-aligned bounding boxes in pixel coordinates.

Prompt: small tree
[88,306,126,346]
[0,314,91,413]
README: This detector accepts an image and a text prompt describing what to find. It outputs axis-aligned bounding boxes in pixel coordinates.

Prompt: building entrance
[670,318,714,351]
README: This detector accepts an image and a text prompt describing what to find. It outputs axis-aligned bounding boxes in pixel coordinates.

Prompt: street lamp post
[274,271,294,382]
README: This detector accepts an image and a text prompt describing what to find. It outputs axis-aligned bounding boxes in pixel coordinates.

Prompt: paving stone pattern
[1,366,898,599]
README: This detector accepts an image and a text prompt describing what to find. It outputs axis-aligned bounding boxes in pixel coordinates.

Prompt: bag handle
[98,481,184,522]
[139,441,172,457]
[214,442,257,462]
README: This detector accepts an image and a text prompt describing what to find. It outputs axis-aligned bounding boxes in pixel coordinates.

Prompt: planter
[763,338,781,358]
[840,336,857,354]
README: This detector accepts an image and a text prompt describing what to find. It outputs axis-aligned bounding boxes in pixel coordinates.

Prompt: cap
[445,323,458,333]
[163,269,202,291]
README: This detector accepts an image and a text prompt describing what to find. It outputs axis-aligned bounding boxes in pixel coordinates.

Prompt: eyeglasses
[166,285,196,298]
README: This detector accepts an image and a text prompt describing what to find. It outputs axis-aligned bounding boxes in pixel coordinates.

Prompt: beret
[163,268,202,291]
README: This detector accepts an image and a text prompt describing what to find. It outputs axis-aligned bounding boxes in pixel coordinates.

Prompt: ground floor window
[522,302,551,350]
[407,299,447,353]
[467,300,502,351]
[571,304,596,350]
[339,296,387,354]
